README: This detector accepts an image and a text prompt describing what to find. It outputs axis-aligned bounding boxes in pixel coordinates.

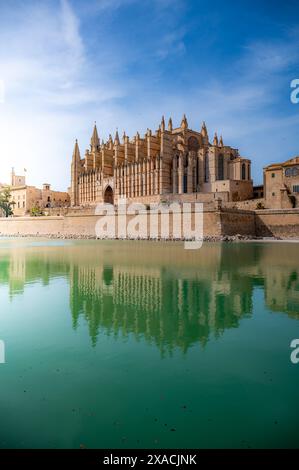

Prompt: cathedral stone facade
[70,115,253,207]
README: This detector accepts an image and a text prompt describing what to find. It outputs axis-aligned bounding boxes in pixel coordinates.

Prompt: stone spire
[90,122,100,149]
[213,132,218,146]
[11,167,15,186]
[168,117,173,132]
[71,139,81,206]
[108,134,113,149]
[114,129,120,146]
[72,139,81,161]
[181,114,188,130]
[201,121,208,137]
[219,135,224,147]
[161,115,165,132]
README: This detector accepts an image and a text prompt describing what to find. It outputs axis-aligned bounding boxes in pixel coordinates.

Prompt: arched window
[183,173,188,193]
[104,186,114,204]
[248,165,251,180]
[141,175,144,196]
[242,163,246,180]
[196,158,199,188]
[204,153,209,182]
[183,155,188,193]
[218,154,224,180]
[184,154,188,168]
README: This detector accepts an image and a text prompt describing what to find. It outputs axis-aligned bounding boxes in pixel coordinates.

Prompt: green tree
[0,187,15,217]
[30,206,44,217]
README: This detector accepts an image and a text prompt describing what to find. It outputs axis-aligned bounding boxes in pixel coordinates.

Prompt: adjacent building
[264,156,299,209]
[71,116,253,207]
[9,169,70,216]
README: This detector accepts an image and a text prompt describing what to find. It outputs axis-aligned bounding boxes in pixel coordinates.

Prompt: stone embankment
[0,232,282,242]
[0,207,299,240]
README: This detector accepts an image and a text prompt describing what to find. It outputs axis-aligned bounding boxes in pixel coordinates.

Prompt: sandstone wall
[224,198,264,210]
[255,209,299,238]
[1,208,299,239]
[0,210,221,239]
[220,209,256,236]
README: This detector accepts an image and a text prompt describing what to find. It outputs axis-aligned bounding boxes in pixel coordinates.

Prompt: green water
[0,239,298,449]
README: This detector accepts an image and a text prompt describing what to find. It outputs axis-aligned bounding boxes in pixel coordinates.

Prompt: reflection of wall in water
[0,250,69,297]
[263,268,299,319]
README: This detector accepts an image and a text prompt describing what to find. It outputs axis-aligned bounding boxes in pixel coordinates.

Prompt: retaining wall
[255,209,299,238]
[0,210,221,239]
[1,208,299,239]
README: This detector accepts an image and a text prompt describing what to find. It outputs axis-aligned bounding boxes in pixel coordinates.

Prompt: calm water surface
[0,239,298,449]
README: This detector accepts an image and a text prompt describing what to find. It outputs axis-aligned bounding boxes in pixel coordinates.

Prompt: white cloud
[60,0,84,61]
[0,0,298,190]
[155,29,186,60]
[0,0,125,188]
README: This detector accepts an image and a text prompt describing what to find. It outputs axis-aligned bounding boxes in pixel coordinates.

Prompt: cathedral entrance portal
[104,186,114,205]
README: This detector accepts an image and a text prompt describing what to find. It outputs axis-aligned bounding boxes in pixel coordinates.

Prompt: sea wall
[255,209,299,238]
[0,208,299,239]
[0,209,222,239]
[220,209,256,236]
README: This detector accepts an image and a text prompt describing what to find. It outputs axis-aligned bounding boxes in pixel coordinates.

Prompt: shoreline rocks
[0,233,288,242]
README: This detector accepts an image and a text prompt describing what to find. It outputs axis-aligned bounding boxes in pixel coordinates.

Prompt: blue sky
[0,0,298,189]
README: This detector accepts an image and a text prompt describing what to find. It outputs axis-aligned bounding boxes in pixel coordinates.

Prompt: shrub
[30,206,44,217]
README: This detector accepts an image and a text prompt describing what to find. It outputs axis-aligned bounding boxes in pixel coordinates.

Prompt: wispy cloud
[155,29,186,60]
[61,0,84,61]
[0,0,126,188]
[241,37,299,76]
[0,0,298,189]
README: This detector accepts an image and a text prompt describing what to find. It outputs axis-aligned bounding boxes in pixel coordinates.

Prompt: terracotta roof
[282,156,299,166]
[265,156,299,170]
[264,164,282,170]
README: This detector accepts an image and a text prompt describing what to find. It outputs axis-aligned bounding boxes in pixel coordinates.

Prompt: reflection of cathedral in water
[1,241,299,354]
[70,258,254,353]
[66,242,299,352]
